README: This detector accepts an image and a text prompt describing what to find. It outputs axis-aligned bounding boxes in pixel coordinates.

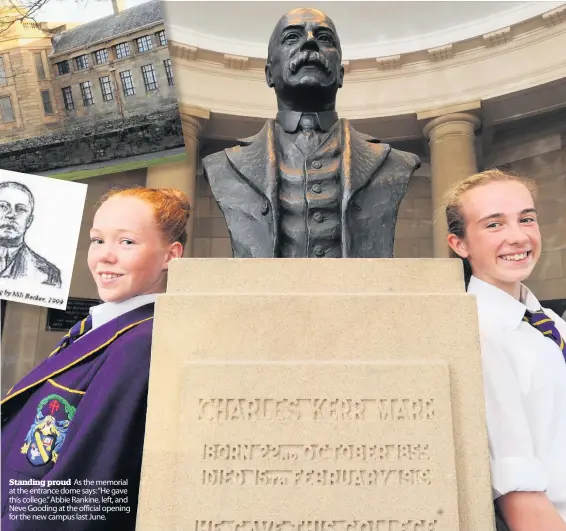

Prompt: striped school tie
[49,314,93,357]
[523,310,566,362]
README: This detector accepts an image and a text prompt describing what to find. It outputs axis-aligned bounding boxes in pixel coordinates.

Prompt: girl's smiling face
[448,180,541,297]
[88,196,178,302]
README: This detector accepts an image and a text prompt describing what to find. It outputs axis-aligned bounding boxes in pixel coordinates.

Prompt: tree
[0,0,103,37]
[0,0,51,36]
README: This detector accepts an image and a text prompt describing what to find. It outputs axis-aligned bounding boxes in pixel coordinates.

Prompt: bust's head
[265,8,344,111]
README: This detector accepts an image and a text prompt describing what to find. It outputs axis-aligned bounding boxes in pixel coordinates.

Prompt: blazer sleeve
[2,329,152,531]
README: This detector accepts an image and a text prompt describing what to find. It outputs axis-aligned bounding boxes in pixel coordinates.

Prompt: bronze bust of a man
[203,8,421,258]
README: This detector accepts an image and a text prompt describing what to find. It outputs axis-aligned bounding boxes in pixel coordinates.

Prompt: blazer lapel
[225,120,279,255]
[1,303,155,405]
[340,119,391,256]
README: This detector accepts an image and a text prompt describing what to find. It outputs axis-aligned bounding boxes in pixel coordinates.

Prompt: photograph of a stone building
[1,0,183,172]
[1,0,198,392]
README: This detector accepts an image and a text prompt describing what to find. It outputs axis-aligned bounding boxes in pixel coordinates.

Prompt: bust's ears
[265,63,274,88]
[338,64,344,88]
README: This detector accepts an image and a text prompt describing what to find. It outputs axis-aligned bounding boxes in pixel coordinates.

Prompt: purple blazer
[1,303,154,530]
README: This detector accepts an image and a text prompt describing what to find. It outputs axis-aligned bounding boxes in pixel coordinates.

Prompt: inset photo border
[0,169,87,310]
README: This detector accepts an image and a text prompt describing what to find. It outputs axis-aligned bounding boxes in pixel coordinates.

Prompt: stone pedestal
[137,259,495,531]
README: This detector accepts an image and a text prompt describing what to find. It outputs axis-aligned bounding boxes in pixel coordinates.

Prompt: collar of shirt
[0,244,22,264]
[276,110,339,133]
[89,293,158,332]
[467,275,541,330]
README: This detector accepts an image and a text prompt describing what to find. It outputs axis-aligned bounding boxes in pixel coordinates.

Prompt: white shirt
[88,293,158,332]
[468,276,566,521]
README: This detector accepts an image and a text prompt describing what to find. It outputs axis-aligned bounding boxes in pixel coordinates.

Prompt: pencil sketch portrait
[0,181,62,288]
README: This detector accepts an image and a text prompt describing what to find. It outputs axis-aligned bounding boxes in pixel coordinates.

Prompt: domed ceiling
[162,0,565,59]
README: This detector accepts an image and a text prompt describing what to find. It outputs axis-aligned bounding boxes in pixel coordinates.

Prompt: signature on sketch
[0,181,62,288]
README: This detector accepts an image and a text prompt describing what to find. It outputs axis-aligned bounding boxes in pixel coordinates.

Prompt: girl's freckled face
[87,197,170,302]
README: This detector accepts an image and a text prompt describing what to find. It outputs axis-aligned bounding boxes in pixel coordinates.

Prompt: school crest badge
[20,394,75,466]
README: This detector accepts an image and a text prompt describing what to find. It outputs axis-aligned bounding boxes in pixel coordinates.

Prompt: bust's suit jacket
[203,119,421,258]
[0,243,61,287]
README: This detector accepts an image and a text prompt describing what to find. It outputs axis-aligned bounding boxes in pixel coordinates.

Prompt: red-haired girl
[1,187,190,530]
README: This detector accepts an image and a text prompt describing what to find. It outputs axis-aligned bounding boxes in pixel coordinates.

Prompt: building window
[75,54,89,70]
[164,58,174,86]
[33,52,46,80]
[156,30,167,47]
[119,70,135,96]
[114,42,130,59]
[79,81,94,106]
[136,35,153,53]
[0,96,15,123]
[0,56,6,85]
[141,64,158,92]
[62,86,74,110]
[56,60,70,75]
[99,76,114,101]
[95,49,109,64]
[40,90,53,114]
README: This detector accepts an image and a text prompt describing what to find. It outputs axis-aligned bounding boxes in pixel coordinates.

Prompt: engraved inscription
[185,363,458,531]
[194,520,440,531]
[197,400,437,489]
[202,444,431,462]
[198,399,436,422]
[201,468,432,486]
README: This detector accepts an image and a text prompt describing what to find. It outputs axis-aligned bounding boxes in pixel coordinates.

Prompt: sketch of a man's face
[0,185,34,245]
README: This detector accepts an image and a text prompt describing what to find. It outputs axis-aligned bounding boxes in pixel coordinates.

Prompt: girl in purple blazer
[1,187,190,530]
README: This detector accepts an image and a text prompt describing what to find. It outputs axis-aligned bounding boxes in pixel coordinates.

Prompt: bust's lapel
[225,120,278,215]
[340,120,391,256]
[225,120,279,255]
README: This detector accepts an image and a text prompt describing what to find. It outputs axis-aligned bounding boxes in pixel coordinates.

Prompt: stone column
[422,111,481,257]
[146,107,209,257]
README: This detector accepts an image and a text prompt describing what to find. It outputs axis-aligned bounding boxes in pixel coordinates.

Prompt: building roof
[50,0,163,56]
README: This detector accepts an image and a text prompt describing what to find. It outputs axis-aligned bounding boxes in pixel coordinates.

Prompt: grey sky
[35,0,149,23]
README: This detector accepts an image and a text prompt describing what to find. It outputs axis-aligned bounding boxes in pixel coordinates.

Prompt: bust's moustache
[288,51,330,74]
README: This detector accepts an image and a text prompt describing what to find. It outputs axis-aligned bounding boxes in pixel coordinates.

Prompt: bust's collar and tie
[276,110,339,133]
[277,111,338,156]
